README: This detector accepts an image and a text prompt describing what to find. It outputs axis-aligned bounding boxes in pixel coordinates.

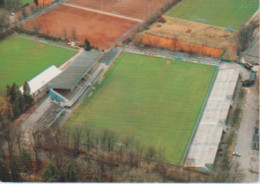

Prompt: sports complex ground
[167,0,259,30]
[134,0,259,60]
[136,16,238,60]
[65,52,217,164]
[24,0,170,49]
[24,5,138,49]
[0,34,77,95]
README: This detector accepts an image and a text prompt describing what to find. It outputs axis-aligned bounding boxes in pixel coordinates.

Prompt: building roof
[19,65,62,95]
[185,68,240,169]
[51,51,103,90]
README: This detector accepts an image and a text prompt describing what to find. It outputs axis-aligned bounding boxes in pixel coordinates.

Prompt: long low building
[19,65,62,98]
[185,68,240,171]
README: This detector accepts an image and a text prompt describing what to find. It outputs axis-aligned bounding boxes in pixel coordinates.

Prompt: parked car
[243,62,253,70]
[232,152,241,157]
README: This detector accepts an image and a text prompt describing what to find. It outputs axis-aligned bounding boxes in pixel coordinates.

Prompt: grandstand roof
[51,51,103,90]
[19,65,62,95]
[185,68,240,169]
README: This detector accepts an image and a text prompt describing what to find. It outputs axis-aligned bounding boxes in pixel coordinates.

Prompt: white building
[19,65,62,98]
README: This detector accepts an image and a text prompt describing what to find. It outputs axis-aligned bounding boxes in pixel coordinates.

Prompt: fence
[124,44,221,66]
[114,0,182,48]
[17,0,68,24]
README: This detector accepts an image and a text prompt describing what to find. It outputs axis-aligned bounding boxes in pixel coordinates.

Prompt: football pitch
[66,52,217,164]
[167,0,259,30]
[0,35,77,95]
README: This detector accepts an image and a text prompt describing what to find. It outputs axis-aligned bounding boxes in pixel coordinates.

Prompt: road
[232,73,259,182]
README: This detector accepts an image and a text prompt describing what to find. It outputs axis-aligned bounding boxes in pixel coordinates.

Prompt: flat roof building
[19,65,62,97]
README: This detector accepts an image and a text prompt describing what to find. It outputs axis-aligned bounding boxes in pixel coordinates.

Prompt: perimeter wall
[135,33,224,58]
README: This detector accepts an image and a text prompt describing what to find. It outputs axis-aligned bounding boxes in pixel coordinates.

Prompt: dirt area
[136,16,238,60]
[68,0,169,20]
[24,5,138,49]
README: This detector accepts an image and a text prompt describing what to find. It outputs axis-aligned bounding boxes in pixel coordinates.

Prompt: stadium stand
[50,51,104,107]
[185,68,240,171]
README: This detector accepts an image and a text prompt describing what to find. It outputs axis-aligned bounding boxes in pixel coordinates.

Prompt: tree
[237,22,258,53]
[10,157,22,182]
[6,83,25,118]
[0,97,12,158]
[23,82,34,108]
[71,27,78,41]
[65,164,80,182]
[0,157,10,182]
[31,130,42,171]
[19,149,33,174]
[4,126,16,156]
[0,0,4,7]
[101,129,117,152]
[0,12,10,34]
[43,163,58,182]
[145,146,156,164]
[84,39,91,51]
[72,127,81,156]
[93,175,100,182]
[4,0,21,12]
[0,97,12,129]
[34,0,38,6]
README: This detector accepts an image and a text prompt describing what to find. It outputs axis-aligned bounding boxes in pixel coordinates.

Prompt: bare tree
[31,130,42,171]
[230,161,244,182]
[72,127,82,156]
[4,126,16,156]
[71,27,78,41]
[16,131,22,154]
[0,12,10,34]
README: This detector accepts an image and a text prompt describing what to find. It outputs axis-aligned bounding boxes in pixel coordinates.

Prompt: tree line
[6,82,34,119]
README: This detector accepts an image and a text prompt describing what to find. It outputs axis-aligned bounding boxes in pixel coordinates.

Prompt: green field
[0,35,77,95]
[21,0,32,5]
[66,52,217,164]
[167,0,259,30]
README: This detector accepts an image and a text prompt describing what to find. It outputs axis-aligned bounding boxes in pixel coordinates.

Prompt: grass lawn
[65,52,217,164]
[167,0,259,30]
[0,34,77,95]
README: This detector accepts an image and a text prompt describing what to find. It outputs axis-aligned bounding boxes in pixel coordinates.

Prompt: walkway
[124,44,221,66]
[233,83,259,182]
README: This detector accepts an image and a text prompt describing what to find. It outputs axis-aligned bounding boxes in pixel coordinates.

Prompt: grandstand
[185,68,240,171]
[50,51,104,107]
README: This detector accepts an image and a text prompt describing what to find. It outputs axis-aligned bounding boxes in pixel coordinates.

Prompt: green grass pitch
[66,52,217,164]
[21,0,32,5]
[0,35,77,95]
[167,0,259,30]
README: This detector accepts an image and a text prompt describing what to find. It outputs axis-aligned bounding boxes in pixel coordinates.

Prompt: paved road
[63,3,143,22]
[233,77,259,182]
